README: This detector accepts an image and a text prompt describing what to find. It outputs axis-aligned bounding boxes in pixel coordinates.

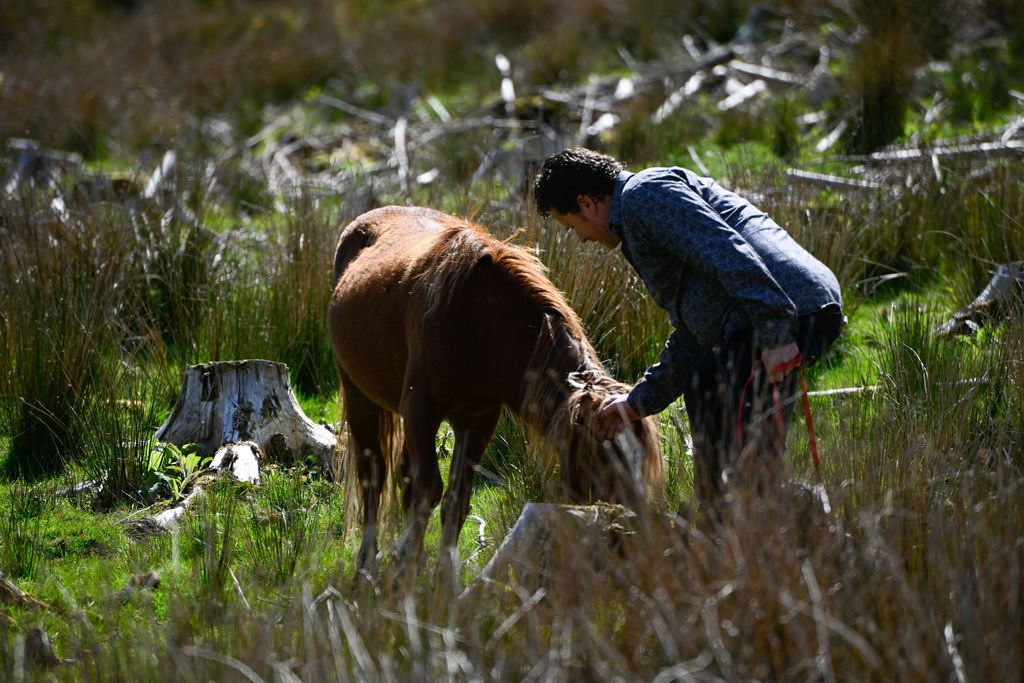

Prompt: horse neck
[515,310,603,434]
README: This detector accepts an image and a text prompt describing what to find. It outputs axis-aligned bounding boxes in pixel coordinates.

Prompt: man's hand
[595,394,642,440]
[761,342,802,382]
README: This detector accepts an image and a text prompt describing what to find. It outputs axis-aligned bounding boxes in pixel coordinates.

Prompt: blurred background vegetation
[2,0,1022,156]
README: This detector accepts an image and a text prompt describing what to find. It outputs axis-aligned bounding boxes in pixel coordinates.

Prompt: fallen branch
[807,385,880,398]
[316,95,394,128]
[934,263,1024,337]
[847,139,1024,164]
[718,79,768,111]
[2,572,45,609]
[786,168,885,191]
[728,59,801,85]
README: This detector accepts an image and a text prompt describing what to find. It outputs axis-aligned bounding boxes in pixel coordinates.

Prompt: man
[533,148,844,506]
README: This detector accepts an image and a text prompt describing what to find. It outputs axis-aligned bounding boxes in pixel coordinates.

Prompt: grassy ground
[2,0,1023,680]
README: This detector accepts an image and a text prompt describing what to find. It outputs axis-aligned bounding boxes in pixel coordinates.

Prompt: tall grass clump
[828,300,989,513]
[241,470,325,584]
[0,169,229,482]
[74,365,170,507]
[181,488,240,621]
[132,209,218,356]
[261,194,345,396]
[829,303,1024,680]
[0,193,138,478]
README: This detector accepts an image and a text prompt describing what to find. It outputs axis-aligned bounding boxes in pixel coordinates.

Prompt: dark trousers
[682,305,844,506]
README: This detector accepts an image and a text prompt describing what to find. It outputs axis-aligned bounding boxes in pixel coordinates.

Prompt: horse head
[561,370,664,509]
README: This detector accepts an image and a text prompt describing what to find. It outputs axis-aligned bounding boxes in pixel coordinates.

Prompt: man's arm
[596,325,698,437]
[627,325,699,418]
[596,333,802,439]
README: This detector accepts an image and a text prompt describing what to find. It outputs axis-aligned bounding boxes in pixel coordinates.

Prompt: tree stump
[154,360,337,478]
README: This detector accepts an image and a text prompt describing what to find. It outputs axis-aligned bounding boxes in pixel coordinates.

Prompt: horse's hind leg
[341,373,391,575]
[440,410,501,567]
[393,389,443,570]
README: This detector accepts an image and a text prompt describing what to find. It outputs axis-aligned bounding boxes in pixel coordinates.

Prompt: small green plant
[147,441,211,504]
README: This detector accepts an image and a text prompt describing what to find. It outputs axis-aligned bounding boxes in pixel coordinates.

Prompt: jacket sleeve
[626,177,798,349]
[626,325,700,417]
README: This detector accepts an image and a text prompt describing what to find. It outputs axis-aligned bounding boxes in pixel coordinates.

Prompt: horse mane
[415,216,590,350]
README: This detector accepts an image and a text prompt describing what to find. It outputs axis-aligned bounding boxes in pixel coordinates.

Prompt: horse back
[329,206,564,416]
[332,206,448,284]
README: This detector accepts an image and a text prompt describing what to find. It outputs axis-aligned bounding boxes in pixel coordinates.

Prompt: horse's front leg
[439,409,501,576]
[393,389,443,572]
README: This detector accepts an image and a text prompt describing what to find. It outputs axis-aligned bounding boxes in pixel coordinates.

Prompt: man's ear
[576,193,594,214]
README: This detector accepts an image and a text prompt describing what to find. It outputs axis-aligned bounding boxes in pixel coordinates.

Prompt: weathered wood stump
[154,360,337,479]
[461,503,638,599]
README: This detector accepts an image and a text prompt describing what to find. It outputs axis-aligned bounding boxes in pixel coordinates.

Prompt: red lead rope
[736,353,821,477]
[799,372,821,473]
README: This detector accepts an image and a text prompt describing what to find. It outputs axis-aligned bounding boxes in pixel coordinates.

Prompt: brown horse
[329,206,662,573]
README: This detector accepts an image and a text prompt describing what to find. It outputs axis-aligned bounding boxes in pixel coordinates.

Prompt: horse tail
[339,388,404,541]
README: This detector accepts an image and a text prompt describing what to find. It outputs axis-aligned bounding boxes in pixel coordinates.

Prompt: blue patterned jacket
[608,168,843,416]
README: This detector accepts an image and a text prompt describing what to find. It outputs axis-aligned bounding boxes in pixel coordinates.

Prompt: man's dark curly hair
[533,148,625,217]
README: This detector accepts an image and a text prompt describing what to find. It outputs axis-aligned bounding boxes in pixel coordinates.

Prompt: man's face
[550,194,620,249]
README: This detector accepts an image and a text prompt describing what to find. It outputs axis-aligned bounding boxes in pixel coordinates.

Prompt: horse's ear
[545,311,586,361]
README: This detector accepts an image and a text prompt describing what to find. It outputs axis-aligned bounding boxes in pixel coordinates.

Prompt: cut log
[211,441,262,484]
[461,503,638,599]
[934,263,1024,337]
[149,487,204,530]
[154,360,337,478]
[2,572,45,609]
